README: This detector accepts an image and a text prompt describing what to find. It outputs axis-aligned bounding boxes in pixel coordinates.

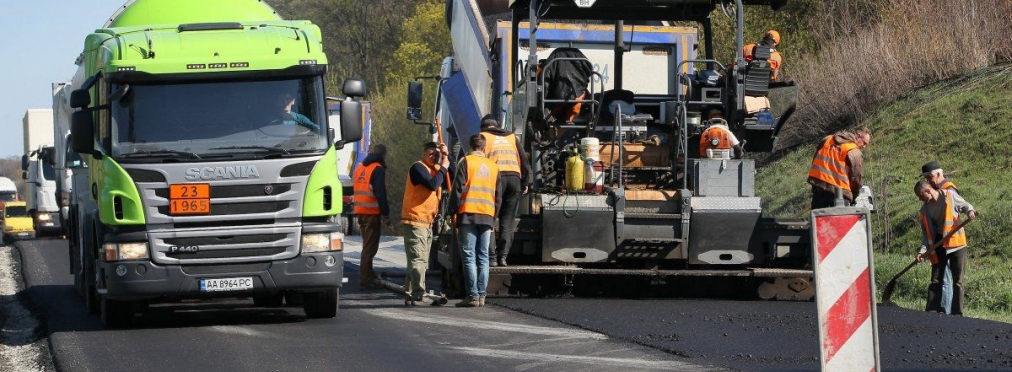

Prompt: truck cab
[22,146,61,237]
[65,0,365,327]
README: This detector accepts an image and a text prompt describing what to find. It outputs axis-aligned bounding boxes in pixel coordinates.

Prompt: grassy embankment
[757,63,1012,323]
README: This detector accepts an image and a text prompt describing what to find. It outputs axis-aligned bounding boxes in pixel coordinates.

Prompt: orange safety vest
[480,132,522,175]
[919,190,968,251]
[353,162,382,215]
[743,43,783,80]
[939,180,958,192]
[458,155,498,217]
[699,125,733,156]
[808,135,858,193]
[401,161,442,227]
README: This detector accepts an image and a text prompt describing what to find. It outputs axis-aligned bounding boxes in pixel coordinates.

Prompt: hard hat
[765,30,781,44]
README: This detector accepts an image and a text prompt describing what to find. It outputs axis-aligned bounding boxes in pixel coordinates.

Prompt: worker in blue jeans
[922,161,958,313]
[448,134,501,307]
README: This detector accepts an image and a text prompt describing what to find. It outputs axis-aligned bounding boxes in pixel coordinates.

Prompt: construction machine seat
[743,44,772,97]
[540,47,594,123]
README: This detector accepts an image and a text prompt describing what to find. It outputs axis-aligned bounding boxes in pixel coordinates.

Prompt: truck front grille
[165,247,287,259]
[181,263,273,275]
[156,201,290,216]
[153,183,293,199]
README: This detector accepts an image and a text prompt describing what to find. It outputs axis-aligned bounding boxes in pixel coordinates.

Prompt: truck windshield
[110,77,329,160]
[5,206,27,217]
[0,193,16,202]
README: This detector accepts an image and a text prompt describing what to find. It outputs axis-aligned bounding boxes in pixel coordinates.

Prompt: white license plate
[200,277,254,292]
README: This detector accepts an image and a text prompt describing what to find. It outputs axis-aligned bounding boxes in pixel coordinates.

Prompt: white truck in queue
[22,109,60,237]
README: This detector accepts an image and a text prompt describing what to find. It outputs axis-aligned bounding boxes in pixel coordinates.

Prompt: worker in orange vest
[449,134,501,308]
[913,180,976,316]
[743,29,784,81]
[352,145,391,288]
[698,110,743,159]
[400,142,451,305]
[921,160,960,314]
[807,126,871,209]
[479,114,531,267]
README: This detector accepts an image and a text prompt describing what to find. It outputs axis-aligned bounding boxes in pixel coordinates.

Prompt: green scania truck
[64,0,364,327]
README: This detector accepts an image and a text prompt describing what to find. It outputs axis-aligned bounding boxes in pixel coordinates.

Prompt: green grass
[757,63,1012,323]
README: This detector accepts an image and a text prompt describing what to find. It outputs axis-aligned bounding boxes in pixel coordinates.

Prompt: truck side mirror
[70,111,95,154]
[70,89,91,109]
[342,78,366,97]
[407,81,423,121]
[338,100,363,147]
[20,155,28,171]
[21,171,27,180]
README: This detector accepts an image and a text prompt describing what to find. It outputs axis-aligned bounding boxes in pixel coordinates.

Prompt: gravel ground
[0,245,54,372]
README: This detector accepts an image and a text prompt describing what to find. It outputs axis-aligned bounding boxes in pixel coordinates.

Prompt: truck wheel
[343,215,360,236]
[303,288,339,319]
[252,292,284,307]
[101,298,134,328]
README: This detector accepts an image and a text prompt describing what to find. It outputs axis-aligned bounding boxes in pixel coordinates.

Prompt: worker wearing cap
[479,114,531,267]
[921,160,959,314]
[353,144,391,288]
[698,110,743,159]
[913,180,976,316]
[807,126,871,209]
[400,142,451,305]
[744,30,784,81]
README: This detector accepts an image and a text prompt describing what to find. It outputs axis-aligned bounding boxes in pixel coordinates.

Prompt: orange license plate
[169,199,210,215]
[170,184,210,199]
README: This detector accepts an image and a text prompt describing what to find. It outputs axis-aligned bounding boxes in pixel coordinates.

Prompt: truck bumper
[35,218,62,235]
[101,252,344,300]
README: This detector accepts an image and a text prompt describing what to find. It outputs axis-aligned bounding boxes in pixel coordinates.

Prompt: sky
[0,1,128,158]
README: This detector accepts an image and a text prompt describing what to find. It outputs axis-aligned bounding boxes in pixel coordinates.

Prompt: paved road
[13,238,720,372]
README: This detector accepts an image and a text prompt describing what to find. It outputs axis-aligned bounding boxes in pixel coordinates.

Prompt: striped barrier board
[811,207,880,372]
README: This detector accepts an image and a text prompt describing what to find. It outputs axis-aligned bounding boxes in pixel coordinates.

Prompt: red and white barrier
[811,208,880,372]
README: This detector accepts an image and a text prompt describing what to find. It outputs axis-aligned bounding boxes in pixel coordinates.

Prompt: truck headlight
[301,232,344,253]
[38,213,52,222]
[102,242,149,261]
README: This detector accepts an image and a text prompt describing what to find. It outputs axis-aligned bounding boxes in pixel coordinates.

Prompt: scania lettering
[64,0,365,328]
[184,165,262,180]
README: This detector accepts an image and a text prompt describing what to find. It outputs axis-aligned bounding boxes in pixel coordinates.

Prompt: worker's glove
[917,245,928,255]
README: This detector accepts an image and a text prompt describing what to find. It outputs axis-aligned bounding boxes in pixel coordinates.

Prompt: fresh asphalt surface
[13,239,718,372]
[12,238,1012,371]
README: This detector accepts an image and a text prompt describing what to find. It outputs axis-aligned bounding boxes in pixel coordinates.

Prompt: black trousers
[811,186,851,210]
[927,247,966,315]
[494,174,522,258]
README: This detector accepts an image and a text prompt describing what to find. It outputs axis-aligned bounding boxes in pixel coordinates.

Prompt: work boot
[490,258,498,267]
[478,297,485,307]
[455,297,479,308]
[497,256,508,267]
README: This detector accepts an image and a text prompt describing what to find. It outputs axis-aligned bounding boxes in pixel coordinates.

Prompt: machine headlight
[301,232,344,253]
[102,242,149,261]
[38,213,52,222]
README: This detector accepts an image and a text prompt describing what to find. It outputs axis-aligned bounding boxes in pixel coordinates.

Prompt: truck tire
[101,298,134,328]
[303,288,339,319]
[342,215,360,236]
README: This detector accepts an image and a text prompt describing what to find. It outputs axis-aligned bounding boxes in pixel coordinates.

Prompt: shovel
[881,218,972,304]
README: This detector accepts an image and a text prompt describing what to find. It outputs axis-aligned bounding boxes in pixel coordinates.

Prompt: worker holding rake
[913,180,976,315]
